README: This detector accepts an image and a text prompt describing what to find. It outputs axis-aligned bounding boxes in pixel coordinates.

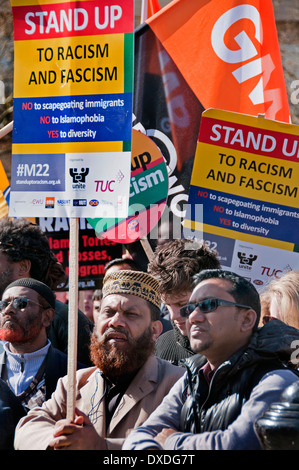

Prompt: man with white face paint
[123,269,299,450]
[14,270,184,450]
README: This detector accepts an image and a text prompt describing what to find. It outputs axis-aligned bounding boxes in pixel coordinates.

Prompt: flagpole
[138,0,160,263]
[140,236,154,261]
[0,121,13,139]
[66,217,79,420]
[140,0,148,24]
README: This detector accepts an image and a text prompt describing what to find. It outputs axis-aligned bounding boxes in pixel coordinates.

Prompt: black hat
[4,278,56,309]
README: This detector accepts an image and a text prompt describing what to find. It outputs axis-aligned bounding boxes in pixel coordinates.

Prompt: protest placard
[9,0,134,418]
[88,129,169,245]
[38,217,122,290]
[184,108,299,288]
[9,0,134,219]
[184,109,299,249]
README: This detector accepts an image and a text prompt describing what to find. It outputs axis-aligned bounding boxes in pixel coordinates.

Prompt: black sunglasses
[0,297,47,313]
[180,298,252,318]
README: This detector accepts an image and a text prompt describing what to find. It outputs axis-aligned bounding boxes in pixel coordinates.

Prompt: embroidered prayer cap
[4,278,56,309]
[102,270,161,309]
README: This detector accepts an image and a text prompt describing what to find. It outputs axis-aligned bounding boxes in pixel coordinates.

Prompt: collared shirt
[2,340,51,395]
[202,362,217,384]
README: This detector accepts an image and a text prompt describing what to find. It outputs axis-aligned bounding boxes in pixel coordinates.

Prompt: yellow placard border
[12,141,123,154]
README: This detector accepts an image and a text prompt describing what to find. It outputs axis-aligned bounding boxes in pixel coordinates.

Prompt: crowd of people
[0,216,299,450]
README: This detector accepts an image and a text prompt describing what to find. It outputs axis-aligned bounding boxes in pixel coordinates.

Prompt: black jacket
[0,378,26,449]
[180,320,299,433]
[47,299,94,366]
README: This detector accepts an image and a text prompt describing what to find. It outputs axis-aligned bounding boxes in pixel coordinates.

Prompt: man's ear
[151,320,163,342]
[42,307,55,328]
[17,259,31,278]
[240,308,257,332]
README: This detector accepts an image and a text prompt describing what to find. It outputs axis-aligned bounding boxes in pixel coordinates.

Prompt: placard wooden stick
[66,217,79,420]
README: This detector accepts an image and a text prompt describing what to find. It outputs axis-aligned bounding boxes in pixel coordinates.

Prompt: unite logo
[69,167,89,190]
[237,251,258,271]
[211,5,281,119]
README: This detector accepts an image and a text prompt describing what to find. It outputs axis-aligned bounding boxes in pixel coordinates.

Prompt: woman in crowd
[260,270,299,329]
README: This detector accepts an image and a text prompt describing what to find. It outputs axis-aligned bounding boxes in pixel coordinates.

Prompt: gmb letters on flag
[134,0,290,234]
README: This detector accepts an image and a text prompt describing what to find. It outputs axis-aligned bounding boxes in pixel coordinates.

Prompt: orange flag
[147,0,289,122]
[0,161,10,218]
[147,0,161,17]
[141,0,161,22]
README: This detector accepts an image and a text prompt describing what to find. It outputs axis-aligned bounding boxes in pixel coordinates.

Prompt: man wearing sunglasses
[0,217,93,366]
[148,239,220,366]
[123,269,299,450]
[0,278,84,412]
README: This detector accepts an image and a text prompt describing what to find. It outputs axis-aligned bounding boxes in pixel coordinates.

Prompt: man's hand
[48,409,107,450]
[154,428,177,447]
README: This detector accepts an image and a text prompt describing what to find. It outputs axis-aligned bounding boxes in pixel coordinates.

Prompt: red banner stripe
[12,0,134,40]
[199,116,299,163]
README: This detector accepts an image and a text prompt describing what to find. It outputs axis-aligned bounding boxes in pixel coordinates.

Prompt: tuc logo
[95,180,115,192]
[69,167,89,190]
[260,266,283,279]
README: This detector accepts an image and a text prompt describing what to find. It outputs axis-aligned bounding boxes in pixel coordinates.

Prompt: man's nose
[189,306,205,323]
[0,301,16,315]
[168,305,183,320]
[108,311,126,328]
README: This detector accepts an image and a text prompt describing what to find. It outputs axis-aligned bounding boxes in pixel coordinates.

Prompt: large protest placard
[9,0,134,218]
[88,129,169,244]
[9,0,134,419]
[184,108,299,288]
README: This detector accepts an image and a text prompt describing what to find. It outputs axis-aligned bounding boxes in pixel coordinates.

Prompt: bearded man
[14,270,184,450]
[0,278,84,412]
